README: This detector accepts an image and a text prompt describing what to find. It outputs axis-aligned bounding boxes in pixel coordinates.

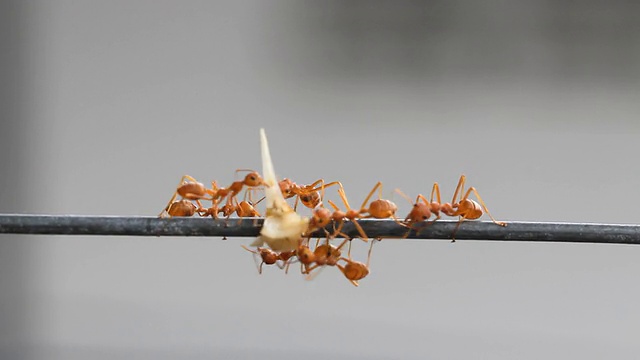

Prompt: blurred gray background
[1,1,640,359]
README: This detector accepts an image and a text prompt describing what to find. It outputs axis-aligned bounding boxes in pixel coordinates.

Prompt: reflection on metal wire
[1,214,639,245]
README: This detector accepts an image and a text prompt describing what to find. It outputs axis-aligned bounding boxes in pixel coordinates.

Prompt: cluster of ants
[158,170,506,287]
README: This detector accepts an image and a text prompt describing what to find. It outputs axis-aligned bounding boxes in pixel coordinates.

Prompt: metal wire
[1,214,639,245]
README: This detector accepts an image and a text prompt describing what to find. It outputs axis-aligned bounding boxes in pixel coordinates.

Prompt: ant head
[296,245,315,264]
[311,207,331,228]
[279,178,295,197]
[244,172,263,187]
[408,203,431,222]
[259,248,278,265]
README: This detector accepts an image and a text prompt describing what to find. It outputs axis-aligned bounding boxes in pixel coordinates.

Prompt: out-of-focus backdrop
[1,1,639,359]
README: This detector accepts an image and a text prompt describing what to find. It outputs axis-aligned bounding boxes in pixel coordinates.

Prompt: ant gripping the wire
[303,238,350,276]
[359,182,400,221]
[336,239,376,287]
[200,189,263,226]
[278,178,344,210]
[241,245,296,274]
[214,169,264,206]
[394,187,445,238]
[438,174,507,242]
[165,199,199,217]
[329,182,403,241]
[303,179,343,236]
[327,187,370,242]
[159,175,217,217]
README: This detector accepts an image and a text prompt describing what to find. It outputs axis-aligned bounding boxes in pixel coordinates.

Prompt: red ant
[215,169,264,206]
[303,236,374,287]
[394,187,444,237]
[159,175,216,217]
[241,245,296,274]
[200,189,263,224]
[278,178,343,210]
[303,238,349,275]
[164,199,199,217]
[438,175,507,241]
[336,239,375,287]
[328,182,401,242]
[326,188,369,241]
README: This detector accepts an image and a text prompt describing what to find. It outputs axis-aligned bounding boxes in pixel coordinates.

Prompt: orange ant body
[306,207,332,235]
[336,239,376,287]
[215,170,263,205]
[200,192,262,222]
[293,241,317,274]
[336,258,370,287]
[395,188,444,237]
[165,199,199,217]
[360,182,399,220]
[278,178,343,210]
[160,175,217,217]
[328,182,400,241]
[326,188,369,241]
[241,245,296,273]
[438,175,507,241]
[304,240,348,274]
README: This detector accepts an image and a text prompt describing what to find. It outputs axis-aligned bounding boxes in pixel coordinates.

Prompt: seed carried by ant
[250,129,309,251]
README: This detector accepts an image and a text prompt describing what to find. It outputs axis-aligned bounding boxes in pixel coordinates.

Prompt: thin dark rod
[1,214,639,245]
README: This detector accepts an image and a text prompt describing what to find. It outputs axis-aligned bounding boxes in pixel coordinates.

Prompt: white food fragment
[251,129,309,251]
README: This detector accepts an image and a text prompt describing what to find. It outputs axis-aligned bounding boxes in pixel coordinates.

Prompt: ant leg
[359,182,383,211]
[352,220,369,242]
[335,238,349,251]
[450,218,465,243]
[241,245,263,273]
[309,181,344,201]
[429,183,442,204]
[335,189,368,241]
[450,175,466,204]
[337,188,352,211]
[327,199,340,212]
[293,196,300,212]
[366,238,376,267]
[234,168,257,180]
[463,187,507,227]
[394,188,414,206]
[160,193,179,217]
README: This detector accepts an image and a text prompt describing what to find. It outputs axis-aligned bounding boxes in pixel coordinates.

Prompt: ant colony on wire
[158,128,507,287]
